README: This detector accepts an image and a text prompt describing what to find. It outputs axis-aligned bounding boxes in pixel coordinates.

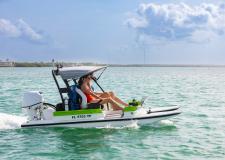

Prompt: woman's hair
[78,77,85,87]
[78,74,91,87]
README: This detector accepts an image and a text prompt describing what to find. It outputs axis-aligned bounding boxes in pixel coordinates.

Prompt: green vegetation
[14,62,52,67]
[10,62,225,67]
[14,62,105,67]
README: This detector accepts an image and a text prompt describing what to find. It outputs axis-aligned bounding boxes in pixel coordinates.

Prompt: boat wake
[96,119,174,130]
[160,120,174,126]
[0,113,27,130]
[96,121,140,129]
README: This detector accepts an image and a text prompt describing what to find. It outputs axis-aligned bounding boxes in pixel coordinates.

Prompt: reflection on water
[58,128,116,154]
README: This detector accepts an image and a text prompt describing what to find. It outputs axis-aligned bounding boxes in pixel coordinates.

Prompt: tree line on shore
[14,62,104,67]
[4,62,225,67]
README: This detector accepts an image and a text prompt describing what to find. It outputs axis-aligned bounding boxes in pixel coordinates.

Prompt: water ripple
[0,67,225,159]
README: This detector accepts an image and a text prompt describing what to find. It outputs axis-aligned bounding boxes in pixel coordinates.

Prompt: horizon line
[1,61,225,67]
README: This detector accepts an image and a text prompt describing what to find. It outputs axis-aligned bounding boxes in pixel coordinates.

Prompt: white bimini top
[58,66,107,80]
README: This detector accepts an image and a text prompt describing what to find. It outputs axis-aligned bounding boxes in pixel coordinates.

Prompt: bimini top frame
[52,65,107,108]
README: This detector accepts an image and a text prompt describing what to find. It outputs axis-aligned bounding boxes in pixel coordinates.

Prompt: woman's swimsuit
[84,92,96,103]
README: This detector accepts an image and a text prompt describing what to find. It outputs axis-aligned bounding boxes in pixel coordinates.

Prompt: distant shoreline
[109,64,225,67]
[1,62,225,67]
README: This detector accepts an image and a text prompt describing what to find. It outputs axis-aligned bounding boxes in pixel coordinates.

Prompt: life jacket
[68,85,81,110]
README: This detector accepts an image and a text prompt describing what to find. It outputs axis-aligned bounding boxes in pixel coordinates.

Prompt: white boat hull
[21,106,181,128]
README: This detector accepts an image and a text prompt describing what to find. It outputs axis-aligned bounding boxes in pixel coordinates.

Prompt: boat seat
[75,87,101,109]
[68,85,81,110]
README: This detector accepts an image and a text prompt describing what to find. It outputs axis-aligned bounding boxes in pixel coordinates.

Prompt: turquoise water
[0,67,225,159]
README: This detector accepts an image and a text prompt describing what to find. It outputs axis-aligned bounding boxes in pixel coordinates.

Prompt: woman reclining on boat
[79,74,128,110]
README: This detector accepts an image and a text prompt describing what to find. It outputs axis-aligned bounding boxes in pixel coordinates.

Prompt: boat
[21,65,181,128]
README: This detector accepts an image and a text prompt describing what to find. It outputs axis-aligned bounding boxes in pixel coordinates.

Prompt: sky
[0,0,225,64]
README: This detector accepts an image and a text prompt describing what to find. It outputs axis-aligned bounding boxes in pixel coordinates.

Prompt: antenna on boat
[52,59,55,69]
[141,96,149,106]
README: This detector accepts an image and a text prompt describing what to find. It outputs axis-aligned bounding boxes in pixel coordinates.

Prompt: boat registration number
[72,114,92,119]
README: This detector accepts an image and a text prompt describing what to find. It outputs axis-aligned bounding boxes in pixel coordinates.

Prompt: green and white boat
[21,66,181,128]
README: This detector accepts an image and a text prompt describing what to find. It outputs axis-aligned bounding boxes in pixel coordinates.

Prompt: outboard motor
[22,91,44,120]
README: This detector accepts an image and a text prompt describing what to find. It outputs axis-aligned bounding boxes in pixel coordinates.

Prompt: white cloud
[0,18,44,43]
[0,19,20,37]
[17,19,43,41]
[126,3,225,42]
